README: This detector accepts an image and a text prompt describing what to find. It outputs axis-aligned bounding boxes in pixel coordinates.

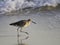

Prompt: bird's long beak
[32,21,36,24]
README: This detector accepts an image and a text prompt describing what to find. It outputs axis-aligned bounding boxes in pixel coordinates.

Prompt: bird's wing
[17,20,26,27]
[10,20,26,27]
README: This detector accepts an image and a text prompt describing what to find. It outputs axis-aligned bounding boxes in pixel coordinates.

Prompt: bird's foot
[25,32,29,35]
[25,36,29,39]
[20,30,29,35]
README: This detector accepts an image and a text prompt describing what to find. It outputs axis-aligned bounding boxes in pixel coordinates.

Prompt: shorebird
[9,19,36,35]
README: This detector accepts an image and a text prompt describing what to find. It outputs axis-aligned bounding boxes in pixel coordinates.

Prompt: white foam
[0,0,60,14]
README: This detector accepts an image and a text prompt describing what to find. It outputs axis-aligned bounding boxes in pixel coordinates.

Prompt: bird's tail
[9,23,16,26]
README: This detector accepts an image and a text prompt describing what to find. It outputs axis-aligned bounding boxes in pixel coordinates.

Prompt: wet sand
[0,10,60,45]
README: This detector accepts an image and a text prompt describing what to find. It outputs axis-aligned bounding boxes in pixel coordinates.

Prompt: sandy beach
[0,8,60,45]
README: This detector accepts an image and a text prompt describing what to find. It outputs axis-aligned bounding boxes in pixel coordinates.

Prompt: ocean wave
[0,0,60,14]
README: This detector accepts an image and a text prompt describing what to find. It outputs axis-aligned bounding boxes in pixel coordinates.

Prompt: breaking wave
[0,0,60,14]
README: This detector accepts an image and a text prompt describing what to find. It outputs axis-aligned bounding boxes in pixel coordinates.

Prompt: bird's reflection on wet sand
[17,29,29,45]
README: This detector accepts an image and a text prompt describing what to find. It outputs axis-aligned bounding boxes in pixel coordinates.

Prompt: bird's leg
[20,27,23,32]
[17,27,19,32]
[17,27,19,44]
[17,27,19,37]
[20,27,29,35]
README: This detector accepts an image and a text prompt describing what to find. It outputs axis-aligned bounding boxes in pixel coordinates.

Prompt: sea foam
[0,0,60,14]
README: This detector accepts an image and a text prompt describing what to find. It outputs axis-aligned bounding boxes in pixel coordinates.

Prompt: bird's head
[28,19,36,24]
[28,19,31,21]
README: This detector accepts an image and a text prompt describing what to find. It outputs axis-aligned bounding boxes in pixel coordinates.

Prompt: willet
[9,19,36,45]
[9,19,36,35]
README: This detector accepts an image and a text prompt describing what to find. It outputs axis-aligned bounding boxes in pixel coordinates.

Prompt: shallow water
[0,9,60,45]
